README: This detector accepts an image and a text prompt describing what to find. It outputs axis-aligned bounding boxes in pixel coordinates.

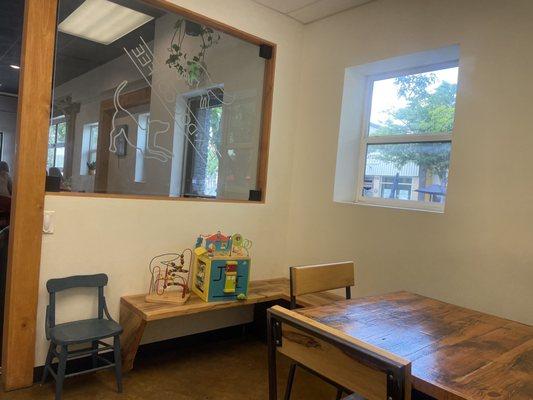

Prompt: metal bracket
[259,44,273,60]
[272,319,282,347]
[386,369,402,400]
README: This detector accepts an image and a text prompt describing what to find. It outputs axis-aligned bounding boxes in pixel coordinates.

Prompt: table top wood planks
[296,291,533,400]
[119,278,343,371]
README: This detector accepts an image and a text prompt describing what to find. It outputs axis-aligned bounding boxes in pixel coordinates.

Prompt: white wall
[286,0,533,325]
[36,0,302,365]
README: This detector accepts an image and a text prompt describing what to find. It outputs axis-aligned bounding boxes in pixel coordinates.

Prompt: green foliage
[166,19,221,87]
[206,107,222,179]
[373,72,456,181]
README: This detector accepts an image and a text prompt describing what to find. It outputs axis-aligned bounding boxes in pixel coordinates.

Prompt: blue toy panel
[208,259,250,301]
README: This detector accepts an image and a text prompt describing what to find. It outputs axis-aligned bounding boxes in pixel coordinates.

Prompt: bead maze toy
[146,249,193,305]
[192,231,252,302]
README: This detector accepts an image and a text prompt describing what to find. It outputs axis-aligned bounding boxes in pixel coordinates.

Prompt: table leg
[119,301,146,372]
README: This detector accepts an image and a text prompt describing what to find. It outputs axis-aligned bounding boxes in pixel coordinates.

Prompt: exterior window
[48,118,66,172]
[80,122,98,175]
[135,113,149,183]
[87,123,98,164]
[182,89,223,198]
[358,63,458,211]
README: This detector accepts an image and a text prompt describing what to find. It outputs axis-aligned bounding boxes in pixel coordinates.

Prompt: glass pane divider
[353,196,445,213]
[365,133,452,145]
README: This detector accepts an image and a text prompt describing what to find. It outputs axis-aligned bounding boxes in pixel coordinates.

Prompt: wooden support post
[1,0,58,390]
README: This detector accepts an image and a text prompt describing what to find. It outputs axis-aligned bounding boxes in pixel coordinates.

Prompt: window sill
[335,199,444,214]
[45,191,265,204]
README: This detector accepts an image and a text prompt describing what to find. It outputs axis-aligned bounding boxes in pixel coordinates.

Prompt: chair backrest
[46,274,108,293]
[45,274,108,331]
[267,305,411,400]
[289,261,355,308]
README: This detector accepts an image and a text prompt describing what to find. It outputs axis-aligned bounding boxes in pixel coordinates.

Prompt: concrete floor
[0,336,337,400]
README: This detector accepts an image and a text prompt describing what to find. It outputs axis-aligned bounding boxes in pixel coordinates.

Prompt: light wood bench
[119,278,344,371]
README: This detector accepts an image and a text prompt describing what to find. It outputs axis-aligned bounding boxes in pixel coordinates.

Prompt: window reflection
[49,0,271,201]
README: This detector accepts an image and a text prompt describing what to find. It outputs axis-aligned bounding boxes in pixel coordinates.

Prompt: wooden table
[296,291,533,400]
[120,278,343,371]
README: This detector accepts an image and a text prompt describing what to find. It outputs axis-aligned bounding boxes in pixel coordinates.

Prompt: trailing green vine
[166,19,221,87]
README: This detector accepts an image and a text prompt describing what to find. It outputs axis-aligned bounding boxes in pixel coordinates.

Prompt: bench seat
[120,278,344,371]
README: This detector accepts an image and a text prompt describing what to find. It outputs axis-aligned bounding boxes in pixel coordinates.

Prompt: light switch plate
[43,210,55,234]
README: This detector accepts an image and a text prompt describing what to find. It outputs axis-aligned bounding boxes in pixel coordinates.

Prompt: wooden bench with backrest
[267,305,411,400]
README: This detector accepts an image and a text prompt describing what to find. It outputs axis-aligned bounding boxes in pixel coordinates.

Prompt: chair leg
[283,363,297,400]
[335,388,344,400]
[41,343,54,384]
[55,345,68,400]
[91,341,98,369]
[113,335,123,393]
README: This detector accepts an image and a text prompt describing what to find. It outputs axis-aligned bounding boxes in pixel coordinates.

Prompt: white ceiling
[252,0,375,24]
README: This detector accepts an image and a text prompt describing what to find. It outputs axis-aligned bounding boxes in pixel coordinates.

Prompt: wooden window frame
[2,0,274,391]
[48,0,277,204]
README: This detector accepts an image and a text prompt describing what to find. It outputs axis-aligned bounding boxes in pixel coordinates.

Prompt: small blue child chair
[42,274,123,400]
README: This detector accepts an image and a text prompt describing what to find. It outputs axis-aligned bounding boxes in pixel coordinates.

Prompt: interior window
[48,0,274,201]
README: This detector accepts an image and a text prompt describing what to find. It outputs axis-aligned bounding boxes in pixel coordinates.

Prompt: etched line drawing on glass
[109,80,173,162]
[121,36,238,167]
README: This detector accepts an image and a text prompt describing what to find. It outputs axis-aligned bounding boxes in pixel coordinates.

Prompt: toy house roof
[206,233,230,242]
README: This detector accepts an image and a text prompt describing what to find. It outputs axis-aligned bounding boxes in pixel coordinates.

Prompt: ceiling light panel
[58,0,154,45]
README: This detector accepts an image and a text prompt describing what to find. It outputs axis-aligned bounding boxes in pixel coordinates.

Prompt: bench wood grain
[119,278,343,371]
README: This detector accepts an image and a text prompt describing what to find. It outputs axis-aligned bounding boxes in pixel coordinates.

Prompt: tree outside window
[359,63,458,210]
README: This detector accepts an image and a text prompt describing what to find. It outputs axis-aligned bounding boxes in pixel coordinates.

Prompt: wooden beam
[1,0,58,390]
[256,45,276,200]
[142,0,275,47]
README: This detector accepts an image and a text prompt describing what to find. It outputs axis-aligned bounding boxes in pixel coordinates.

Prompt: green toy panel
[207,259,250,301]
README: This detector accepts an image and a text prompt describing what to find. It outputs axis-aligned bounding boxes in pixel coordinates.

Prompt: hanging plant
[166,19,221,87]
